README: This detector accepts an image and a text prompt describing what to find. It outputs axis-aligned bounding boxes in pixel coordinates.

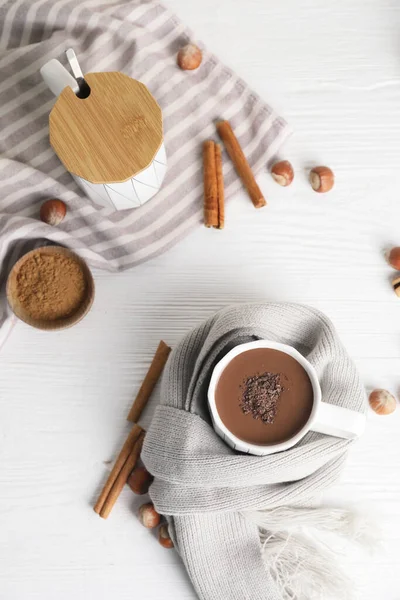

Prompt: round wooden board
[49,72,163,184]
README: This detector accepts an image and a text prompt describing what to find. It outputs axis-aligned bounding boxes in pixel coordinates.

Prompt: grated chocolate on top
[239,372,283,424]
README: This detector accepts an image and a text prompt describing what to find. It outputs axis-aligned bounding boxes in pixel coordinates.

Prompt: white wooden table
[1,0,400,598]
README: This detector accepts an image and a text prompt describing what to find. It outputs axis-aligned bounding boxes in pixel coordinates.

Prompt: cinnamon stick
[99,431,145,519]
[203,140,219,227]
[127,340,171,423]
[215,143,225,229]
[216,120,266,209]
[94,424,143,515]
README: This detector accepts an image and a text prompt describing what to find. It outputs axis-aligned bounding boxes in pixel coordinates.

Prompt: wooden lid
[49,72,163,184]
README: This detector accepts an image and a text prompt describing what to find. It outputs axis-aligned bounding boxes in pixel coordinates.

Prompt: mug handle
[310,402,366,439]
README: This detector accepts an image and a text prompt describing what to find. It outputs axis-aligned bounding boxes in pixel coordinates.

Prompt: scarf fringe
[245,507,379,600]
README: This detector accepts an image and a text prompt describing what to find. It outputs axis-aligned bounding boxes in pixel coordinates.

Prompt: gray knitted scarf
[142,303,367,600]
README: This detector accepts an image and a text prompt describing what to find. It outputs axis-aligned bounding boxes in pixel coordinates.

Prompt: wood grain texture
[1,0,400,598]
[50,72,163,183]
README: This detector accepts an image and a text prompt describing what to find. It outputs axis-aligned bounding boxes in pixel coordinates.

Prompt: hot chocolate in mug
[208,340,366,456]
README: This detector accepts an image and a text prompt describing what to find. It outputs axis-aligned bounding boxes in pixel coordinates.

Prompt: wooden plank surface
[1,0,400,598]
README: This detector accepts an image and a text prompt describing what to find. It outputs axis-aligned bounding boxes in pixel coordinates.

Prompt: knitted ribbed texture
[142,303,367,600]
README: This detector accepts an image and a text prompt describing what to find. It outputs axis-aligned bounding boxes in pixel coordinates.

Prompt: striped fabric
[0,0,290,344]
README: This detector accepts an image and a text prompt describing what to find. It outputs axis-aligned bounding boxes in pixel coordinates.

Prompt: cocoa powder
[15,251,86,321]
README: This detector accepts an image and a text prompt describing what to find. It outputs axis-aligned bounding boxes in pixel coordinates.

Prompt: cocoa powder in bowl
[7,246,94,330]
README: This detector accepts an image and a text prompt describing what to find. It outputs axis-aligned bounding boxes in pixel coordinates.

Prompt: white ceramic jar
[41,52,167,211]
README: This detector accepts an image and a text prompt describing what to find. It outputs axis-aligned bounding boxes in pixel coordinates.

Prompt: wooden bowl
[6,246,95,331]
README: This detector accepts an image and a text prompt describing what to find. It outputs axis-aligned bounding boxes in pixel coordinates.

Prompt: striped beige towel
[0,0,290,345]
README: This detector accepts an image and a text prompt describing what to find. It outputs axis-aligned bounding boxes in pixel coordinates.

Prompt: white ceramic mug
[208,340,366,456]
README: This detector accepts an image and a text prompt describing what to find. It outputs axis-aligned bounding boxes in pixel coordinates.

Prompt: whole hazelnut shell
[138,502,161,529]
[392,275,400,298]
[128,466,153,495]
[177,44,202,70]
[271,160,294,186]
[158,523,174,549]
[386,247,400,270]
[309,166,335,193]
[369,389,397,415]
[40,199,67,226]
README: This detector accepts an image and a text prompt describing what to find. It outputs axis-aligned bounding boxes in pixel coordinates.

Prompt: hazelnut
[386,247,400,270]
[138,502,161,529]
[128,466,153,495]
[369,389,396,415]
[271,160,294,186]
[392,275,400,297]
[309,166,335,193]
[158,523,174,549]
[40,199,67,226]
[177,44,202,70]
